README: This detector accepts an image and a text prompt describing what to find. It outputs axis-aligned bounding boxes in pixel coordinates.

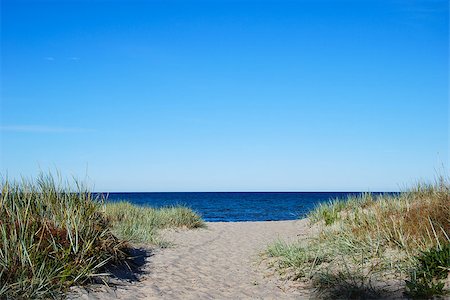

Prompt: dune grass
[266,177,450,298]
[104,201,205,246]
[0,174,204,299]
[0,175,128,299]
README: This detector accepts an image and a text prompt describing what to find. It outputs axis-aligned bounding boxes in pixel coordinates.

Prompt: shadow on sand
[67,247,153,299]
[105,247,153,282]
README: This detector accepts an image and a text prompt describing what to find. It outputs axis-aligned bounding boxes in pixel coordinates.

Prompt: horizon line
[94,190,399,193]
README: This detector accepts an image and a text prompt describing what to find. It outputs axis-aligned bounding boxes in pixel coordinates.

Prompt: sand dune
[70,219,312,299]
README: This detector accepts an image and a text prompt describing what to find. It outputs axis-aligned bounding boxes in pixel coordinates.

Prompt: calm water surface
[104,192,389,222]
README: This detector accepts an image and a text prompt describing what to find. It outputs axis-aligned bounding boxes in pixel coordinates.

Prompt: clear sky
[0,0,448,192]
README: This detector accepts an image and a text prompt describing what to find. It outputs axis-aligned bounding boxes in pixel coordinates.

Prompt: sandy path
[71,220,311,299]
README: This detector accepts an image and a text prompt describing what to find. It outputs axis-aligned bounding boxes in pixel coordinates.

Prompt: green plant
[405,272,445,298]
[308,193,376,226]
[0,174,127,299]
[309,199,345,225]
[267,240,316,279]
[0,174,206,299]
[266,176,450,298]
[105,201,205,246]
[405,243,450,298]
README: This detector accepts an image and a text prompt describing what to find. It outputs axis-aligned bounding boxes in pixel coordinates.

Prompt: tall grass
[0,174,127,299]
[105,201,205,246]
[266,177,450,298]
[308,193,375,225]
[0,175,205,299]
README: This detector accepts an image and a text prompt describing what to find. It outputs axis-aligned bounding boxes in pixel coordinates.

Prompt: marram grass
[267,177,450,298]
[104,201,205,246]
[0,174,204,299]
[0,175,127,299]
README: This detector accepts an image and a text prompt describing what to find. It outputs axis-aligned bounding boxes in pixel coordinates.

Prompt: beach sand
[70,219,312,299]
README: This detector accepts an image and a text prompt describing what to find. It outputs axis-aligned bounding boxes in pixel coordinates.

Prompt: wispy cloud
[0,125,93,133]
[43,57,82,61]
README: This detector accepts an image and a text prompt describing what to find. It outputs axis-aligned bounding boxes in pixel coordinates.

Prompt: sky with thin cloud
[0,0,448,191]
[0,125,91,133]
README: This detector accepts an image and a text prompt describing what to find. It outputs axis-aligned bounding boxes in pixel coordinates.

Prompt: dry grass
[267,177,450,298]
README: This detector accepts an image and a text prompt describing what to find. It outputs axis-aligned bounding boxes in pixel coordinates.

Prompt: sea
[104,192,388,222]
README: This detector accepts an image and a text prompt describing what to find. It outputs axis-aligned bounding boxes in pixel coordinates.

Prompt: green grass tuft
[267,241,315,279]
[0,174,127,299]
[405,243,450,298]
[308,193,375,225]
[104,201,205,246]
[308,199,345,225]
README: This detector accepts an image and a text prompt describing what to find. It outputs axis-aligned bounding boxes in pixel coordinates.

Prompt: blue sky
[0,0,448,191]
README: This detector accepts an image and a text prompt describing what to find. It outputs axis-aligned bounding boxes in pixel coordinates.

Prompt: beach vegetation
[0,174,204,299]
[0,174,127,299]
[266,176,450,298]
[105,201,205,246]
[405,243,450,298]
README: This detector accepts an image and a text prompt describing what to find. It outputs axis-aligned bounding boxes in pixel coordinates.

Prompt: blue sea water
[104,192,388,222]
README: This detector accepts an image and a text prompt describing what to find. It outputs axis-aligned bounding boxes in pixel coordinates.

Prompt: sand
[70,219,313,299]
